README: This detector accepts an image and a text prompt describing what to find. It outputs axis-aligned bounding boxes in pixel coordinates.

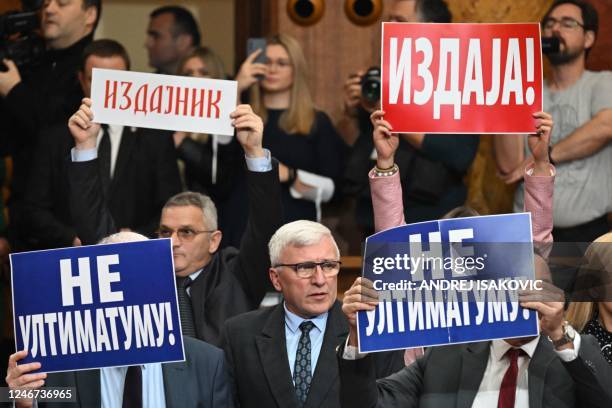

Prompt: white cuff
[554,332,581,362]
[71,147,97,162]
[342,337,368,360]
[289,170,335,202]
[245,148,272,172]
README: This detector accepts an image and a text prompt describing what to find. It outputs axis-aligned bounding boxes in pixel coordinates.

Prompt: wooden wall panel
[588,0,612,71]
[276,0,383,122]
[0,0,21,13]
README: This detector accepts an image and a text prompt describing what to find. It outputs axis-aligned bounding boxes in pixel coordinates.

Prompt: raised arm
[229,105,283,307]
[523,111,555,244]
[368,110,405,231]
[67,98,117,244]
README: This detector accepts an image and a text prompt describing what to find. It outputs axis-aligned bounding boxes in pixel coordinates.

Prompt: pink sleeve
[369,169,406,232]
[404,347,425,366]
[523,163,555,243]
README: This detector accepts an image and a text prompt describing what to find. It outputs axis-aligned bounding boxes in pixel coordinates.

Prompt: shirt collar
[188,268,205,282]
[283,302,328,334]
[491,336,540,361]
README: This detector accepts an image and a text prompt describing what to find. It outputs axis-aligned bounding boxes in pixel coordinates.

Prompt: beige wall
[96,0,235,74]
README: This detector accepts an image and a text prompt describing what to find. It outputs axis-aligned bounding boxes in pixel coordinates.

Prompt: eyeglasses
[541,17,585,30]
[157,227,215,242]
[265,59,292,69]
[273,260,342,279]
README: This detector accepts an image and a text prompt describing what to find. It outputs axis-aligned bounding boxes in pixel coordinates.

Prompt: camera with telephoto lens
[361,66,381,104]
[0,0,45,72]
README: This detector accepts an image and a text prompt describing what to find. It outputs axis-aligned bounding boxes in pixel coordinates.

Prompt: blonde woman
[566,232,612,365]
[236,33,347,222]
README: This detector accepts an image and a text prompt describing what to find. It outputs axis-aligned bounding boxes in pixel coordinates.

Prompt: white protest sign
[90,68,237,135]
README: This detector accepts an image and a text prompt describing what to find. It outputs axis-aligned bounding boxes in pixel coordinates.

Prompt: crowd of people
[0,0,611,406]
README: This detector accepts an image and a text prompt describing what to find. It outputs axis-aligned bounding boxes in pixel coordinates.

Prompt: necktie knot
[504,348,526,362]
[177,276,192,289]
[299,321,315,335]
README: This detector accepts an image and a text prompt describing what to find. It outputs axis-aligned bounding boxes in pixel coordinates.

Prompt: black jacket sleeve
[338,341,424,408]
[69,158,117,245]
[563,334,612,407]
[22,133,76,248]
[231,159,283,308]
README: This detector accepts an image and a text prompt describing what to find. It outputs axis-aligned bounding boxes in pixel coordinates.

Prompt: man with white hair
[6,231,231,408]
[220,220,404,408]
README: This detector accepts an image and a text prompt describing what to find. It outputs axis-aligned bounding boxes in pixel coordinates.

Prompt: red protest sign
[381,23,543,134]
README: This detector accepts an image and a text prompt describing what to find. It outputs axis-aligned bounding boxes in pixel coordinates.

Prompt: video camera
[0,0,45,71]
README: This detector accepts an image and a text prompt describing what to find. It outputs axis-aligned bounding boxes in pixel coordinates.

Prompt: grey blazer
[339,334,612,408]
[40,336,231,408]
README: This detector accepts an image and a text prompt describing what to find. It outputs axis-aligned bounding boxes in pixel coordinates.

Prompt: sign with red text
[381,23,543,134]
[91,69,237,135]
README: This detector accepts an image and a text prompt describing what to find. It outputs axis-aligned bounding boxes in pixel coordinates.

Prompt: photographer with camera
[0,0,100,250]
[341,0,479,237]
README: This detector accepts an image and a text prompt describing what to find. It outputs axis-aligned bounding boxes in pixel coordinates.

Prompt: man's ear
[584,30,595,51]
[175,34,193,53]
[208,230,223,254]
[77,70,87,94]
[269,268,282,292]
[84,5,98,30]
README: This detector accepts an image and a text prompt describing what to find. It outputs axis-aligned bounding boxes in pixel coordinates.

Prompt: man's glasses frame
[273,260,342,279]
[541,17,585,30]
[157,227,216,241]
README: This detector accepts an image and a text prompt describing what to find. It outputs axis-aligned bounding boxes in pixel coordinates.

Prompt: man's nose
[310,265,327,285]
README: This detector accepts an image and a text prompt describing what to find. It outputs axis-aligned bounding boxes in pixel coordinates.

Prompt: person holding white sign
[67,99,283,347]
[22,39,181,250]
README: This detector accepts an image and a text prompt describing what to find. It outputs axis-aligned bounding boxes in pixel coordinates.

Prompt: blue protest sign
[11,239,185,373]
[357,213,540,353]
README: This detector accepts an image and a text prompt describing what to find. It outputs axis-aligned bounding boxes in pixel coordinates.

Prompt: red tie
[497,348,525,408]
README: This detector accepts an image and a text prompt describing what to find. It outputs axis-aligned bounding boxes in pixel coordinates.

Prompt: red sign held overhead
[381,23,543,134]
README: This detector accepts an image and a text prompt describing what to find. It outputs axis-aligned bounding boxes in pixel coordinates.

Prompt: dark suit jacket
[40,336,231,407]
[221,301,405,408]
[338,335,612,408]
[22,123,181,249]
[68,157,283,346]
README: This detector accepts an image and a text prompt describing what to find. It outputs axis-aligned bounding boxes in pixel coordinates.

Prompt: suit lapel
[456,342,490,408]
[109,126,137,199]
[74,369,101,408]
[528,338,555,408]
[303,301,347,408]
[255,304,300,408]
[162,359,190,406]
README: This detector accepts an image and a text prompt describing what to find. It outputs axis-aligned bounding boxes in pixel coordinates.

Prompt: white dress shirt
[100,363,166,408]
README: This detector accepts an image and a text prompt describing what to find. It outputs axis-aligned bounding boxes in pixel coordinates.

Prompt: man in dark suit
[5,231,231,408]
[67,97,282,347]
[338,277,612,408]
[22,39,181,249]
[221,221,404,408]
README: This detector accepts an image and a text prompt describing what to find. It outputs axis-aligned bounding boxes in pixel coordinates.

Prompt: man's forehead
[280,238,338,261]
[160,205,205,225]
[388,0,419,22]
[150,13,175,31]
[549,3,582,19]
